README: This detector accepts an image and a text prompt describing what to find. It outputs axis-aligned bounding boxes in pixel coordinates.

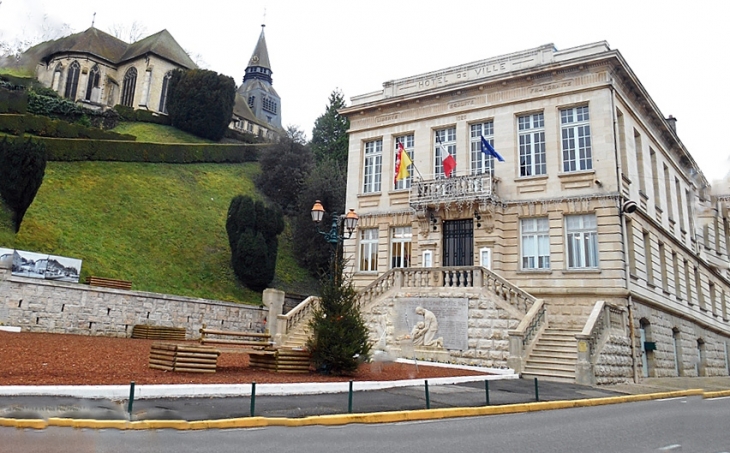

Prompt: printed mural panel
[0,247,82,283]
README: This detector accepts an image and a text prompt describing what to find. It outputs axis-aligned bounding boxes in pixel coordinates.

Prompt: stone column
[506,332,525,374]
[262,288,285,344]
[575,336,595,385]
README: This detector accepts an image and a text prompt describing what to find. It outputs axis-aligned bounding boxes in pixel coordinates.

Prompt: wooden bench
[199,325,275,353]
[86,276,132,291]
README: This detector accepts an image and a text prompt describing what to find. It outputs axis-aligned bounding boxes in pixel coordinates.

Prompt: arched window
[64,61,80,100]
[158,71,173,113]
[51,64,63,92]
[121,67,137,107]
[85,65,101,102]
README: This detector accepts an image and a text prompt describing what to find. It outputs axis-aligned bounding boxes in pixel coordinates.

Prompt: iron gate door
[442,219,473,267]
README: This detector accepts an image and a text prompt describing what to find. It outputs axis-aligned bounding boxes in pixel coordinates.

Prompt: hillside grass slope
[3,161,317,304]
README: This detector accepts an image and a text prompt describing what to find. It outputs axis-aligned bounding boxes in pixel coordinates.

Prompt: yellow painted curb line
[0,389,715,430]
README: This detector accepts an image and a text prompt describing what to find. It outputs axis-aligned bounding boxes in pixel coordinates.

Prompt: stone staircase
[281,311,313,349]
[522,328,580,383]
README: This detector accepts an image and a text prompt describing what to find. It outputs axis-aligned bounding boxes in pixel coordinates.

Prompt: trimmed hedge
[0,114,135,140]
[0,90,28,114]
[2,135,263,163]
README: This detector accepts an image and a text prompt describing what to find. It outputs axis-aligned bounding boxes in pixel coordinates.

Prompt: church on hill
[17,24,283,140]
[28,27,196,113]
[230,25,283,140]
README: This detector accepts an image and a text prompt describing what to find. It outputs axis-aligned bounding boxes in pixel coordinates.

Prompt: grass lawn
[111,122,214,144]
[5,161,316,304]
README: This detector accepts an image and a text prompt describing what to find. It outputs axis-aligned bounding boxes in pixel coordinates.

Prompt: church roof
[30,27,129,65]
[14,27,195,70]
[247,26,271,70]
[120,29,196,69]
[237,78,279,98]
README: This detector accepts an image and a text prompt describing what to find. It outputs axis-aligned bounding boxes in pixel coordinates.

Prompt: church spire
[243,25,272,84]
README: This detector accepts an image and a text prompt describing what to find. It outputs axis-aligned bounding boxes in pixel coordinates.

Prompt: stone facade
[0,271,265,338]
[594,335,633,385]
[339,41,730,382]
[365,287,522,369]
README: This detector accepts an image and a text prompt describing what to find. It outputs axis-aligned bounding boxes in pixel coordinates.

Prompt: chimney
[666,115,677,133]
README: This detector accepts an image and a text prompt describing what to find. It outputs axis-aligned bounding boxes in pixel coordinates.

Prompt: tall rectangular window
[710,282,717,316]
[643,231,654,286]
[659,242,668,292]
[470,121,494,176]
[390,227,412,268]
[651,149,661,212]
[626,219,636,276]
[521,217,550,270]
[394,135,414,190]
[686,190,695,240]
[359,228,379,272]
[617,109,629,182]
[722,290,728,321]
[560,106,592,172]
[363,139,382,194]
[695,267,705,310]
[672,251,681,299]
[435,127,456,178]
[684,259,693,305]
[518,113,546,177]
[664,164,673,221]
[566,214,598,269]
[634,130,646,194]
[676,178,685,232]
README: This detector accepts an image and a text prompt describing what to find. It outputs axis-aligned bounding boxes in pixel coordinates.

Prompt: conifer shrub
[166,69,236,142]
[226,195,285,291]
[0,137,47,232]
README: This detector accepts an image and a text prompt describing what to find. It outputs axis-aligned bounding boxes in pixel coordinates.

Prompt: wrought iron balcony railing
[410,174,498,210]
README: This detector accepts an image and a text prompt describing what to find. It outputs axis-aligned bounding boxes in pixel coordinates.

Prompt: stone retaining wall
[594,335,633,385]
[0,269,265,339]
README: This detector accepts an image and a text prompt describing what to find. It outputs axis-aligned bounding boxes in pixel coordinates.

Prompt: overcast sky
[1,0,728,185]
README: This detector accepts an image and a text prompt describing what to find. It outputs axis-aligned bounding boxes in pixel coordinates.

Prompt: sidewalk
[3,374,727,423]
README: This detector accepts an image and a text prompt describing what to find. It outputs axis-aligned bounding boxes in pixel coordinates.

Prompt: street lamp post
[311,200,359,281]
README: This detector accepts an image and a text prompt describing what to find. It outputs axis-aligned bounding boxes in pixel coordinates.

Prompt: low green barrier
[3,135,263,163]
[0,114,134,140]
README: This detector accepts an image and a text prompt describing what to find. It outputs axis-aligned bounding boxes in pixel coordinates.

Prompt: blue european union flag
[481,135,505,162]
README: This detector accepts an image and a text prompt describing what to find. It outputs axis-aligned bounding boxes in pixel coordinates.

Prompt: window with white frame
[521,217,550,270]
[470,122,494,176]
[363,139,383,193]
[359,228,379,272]
[518,113,546,176]
[566,214,599,269]
[390,227,412,268]
[394,135,414,190]
[561,106,592,172]
[434,127,456,178]
[422,250,433,267]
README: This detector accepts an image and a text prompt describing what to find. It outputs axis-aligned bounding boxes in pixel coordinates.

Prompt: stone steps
[523,328,581,382]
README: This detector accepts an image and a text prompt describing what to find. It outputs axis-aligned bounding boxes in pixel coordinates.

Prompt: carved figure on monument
[414,306,444,348]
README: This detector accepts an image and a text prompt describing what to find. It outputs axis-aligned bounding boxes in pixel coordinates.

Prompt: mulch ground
[0,331,488,385]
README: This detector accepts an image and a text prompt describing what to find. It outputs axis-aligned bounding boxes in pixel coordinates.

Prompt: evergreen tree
[166,69,236,141]
[0,137,47,232]
[226,195,284,291]
[307,255,371,375]
[255,126,313,215]
[310,89,350,166]
[291,157,346,276]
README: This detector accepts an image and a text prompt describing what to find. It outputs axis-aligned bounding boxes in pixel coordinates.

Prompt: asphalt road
[3,395,729,453]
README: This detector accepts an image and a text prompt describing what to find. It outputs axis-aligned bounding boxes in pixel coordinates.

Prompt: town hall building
[328,42,730,384]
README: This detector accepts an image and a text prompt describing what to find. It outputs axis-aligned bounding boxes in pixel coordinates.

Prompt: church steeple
[243,25,272,84]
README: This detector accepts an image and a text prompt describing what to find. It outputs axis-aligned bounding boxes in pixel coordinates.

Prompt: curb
[0,389,706,430]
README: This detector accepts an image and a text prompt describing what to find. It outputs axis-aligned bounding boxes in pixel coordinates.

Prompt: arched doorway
[639,319,654,378]
[672,328,683,376]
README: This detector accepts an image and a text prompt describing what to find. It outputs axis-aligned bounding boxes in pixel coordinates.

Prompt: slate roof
[15,27,196,70]
[248,26,271,70]
[232,93,265,126]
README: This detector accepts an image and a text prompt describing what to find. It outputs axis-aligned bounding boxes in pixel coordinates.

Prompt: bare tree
[107,21,148,43]
[0,11,72,59]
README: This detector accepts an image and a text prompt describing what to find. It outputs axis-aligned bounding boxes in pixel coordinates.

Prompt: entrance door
[640,327,648,378]
[442,219,473,267]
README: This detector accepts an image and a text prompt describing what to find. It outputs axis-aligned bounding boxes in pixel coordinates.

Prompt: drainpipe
[610,81,638,383]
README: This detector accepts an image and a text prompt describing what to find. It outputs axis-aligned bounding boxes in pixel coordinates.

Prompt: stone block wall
[632,302,730,377]
[0,274,266,338]
[594,335,633,385]
[364,288,522,369]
